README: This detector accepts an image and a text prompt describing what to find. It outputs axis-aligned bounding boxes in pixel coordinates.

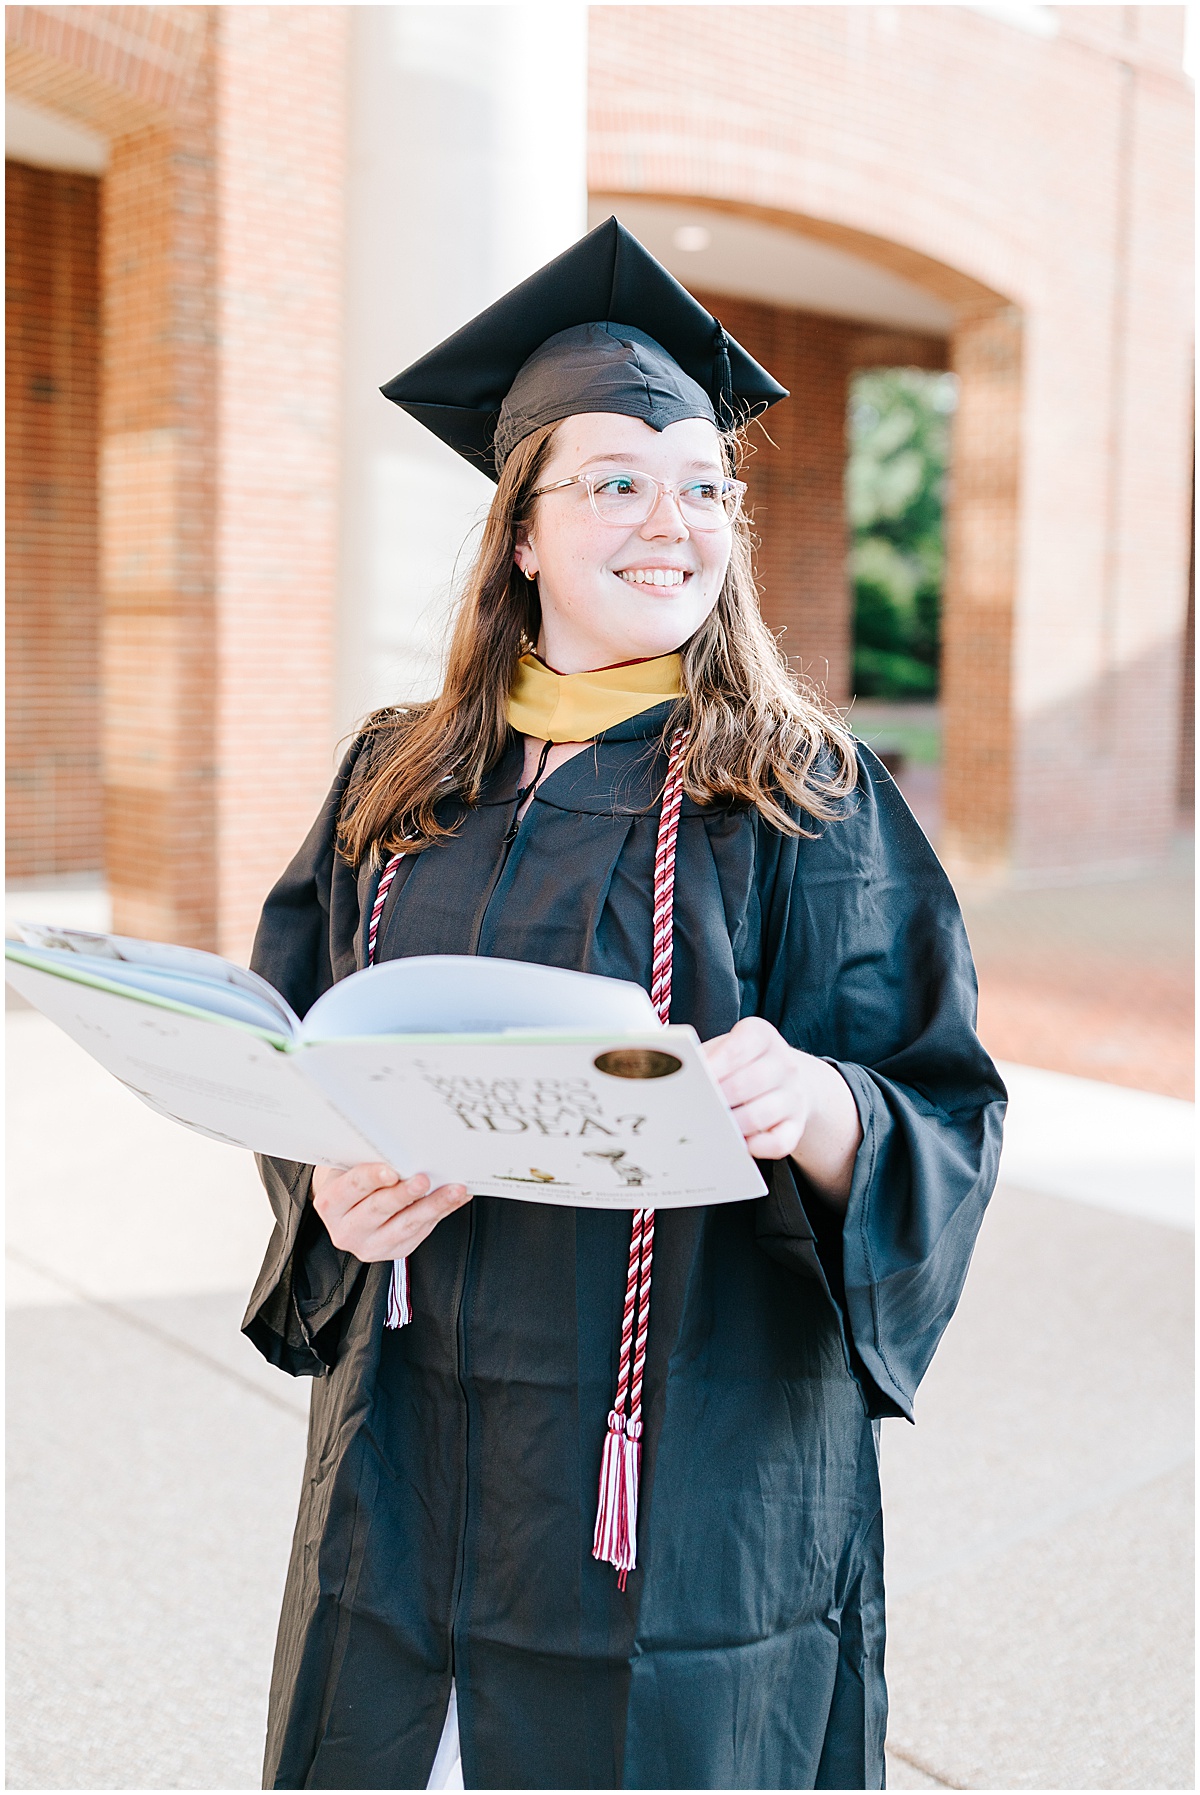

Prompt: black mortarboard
[381,216,789,480]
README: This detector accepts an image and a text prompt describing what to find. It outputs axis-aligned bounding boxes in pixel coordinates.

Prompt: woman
[246,219,1004,1791]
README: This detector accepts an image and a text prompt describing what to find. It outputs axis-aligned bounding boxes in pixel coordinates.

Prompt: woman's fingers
[313,1161,400,1218]
[709,1029,862,1189]
[370,1182,471,1258]
[313,1161,470,1258]
[339,1170,428,1227]
[742,1119,804,1160]
[702,1020,815,1159]
[314,1171,386,1236]
[732,1094,806,1158]
[711,1045,804,1119]
[702,1015,777,1081]
[729,1085,795,1138]
[716,1049,796,1111]
[339,1162,403,1204]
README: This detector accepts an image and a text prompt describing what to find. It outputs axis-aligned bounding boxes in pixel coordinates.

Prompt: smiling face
[514,413,734,673]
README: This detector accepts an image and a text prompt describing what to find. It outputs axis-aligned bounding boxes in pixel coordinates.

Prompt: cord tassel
[592,1410,637,1576]
[591,1412,643,1589]
[386,1256,412,1329]
[712,322,736,431]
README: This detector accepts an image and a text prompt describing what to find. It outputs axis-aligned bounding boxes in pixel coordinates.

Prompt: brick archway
[591,193,1023,879]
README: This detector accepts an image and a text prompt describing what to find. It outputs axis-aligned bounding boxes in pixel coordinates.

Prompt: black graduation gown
[244,706,1005,1792]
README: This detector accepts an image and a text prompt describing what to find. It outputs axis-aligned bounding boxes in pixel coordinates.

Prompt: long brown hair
[338,422,858,866]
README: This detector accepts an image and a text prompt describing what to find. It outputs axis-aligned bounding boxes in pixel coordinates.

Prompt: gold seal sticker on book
[593,1048,683,1080]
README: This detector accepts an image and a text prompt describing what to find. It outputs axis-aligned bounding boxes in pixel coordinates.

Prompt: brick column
[940,308,1023,877]
[213,6,348,961]
[100,60,219,946]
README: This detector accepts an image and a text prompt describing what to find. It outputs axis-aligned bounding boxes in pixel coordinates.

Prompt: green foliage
[847,368,956,700]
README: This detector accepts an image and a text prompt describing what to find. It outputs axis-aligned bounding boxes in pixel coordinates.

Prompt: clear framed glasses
[530,468,747,531]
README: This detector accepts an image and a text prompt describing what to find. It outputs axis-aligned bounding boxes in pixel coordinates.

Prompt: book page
[5,958,380,1167]
[301,953,660,1040]
[299,1027,766,1208]
[10,946,291,1033]
[15,924,300,1035]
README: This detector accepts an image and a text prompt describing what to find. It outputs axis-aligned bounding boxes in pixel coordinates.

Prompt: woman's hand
[311,1162,471,1261]
[703,1017,863,1207]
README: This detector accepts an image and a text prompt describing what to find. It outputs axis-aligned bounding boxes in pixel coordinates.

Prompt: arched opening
[589,194,1022,876]
[6,152,104,894]
[845,365,958,843]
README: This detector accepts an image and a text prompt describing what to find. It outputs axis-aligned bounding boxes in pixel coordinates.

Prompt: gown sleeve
[241,739,373,1377]
[753,745,1007,1421]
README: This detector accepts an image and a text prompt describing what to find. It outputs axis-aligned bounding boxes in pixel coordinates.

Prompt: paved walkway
[845,711,1194,1102]
[6,1006,1194,1790]
[961,843,1194,1102]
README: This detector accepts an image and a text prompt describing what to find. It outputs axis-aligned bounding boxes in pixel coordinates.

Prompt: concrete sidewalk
[6,1009,1195,1789]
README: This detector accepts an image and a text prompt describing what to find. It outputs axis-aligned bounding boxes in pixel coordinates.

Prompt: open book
[5,926,766,1209]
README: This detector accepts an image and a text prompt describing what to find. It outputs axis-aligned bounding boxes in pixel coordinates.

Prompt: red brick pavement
[893,763,1193,1101]
[959,848,1194,1101]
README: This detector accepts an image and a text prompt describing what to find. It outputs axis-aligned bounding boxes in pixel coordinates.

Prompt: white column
[336,3,589,739]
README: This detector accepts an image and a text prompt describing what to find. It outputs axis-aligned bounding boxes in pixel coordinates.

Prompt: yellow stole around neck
[505,652,683,743]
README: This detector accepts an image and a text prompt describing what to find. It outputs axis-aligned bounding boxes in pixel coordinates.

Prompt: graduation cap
[381,216,789,480]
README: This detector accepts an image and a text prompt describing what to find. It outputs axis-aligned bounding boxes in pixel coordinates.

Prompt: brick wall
[941,310,1022,873]
[695,294,855,701]
[6,4,207,132]
[213,5,347,962]
[7,2,1190,917]
[5,159,102,879]
[8,4,347,960]
[590,6,1193,877]
[100,48,220,949]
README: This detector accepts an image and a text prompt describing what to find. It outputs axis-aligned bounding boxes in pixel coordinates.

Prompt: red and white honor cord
[372,729,690,1586]
[368,850,412,1330]
[592,727,688,1586]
